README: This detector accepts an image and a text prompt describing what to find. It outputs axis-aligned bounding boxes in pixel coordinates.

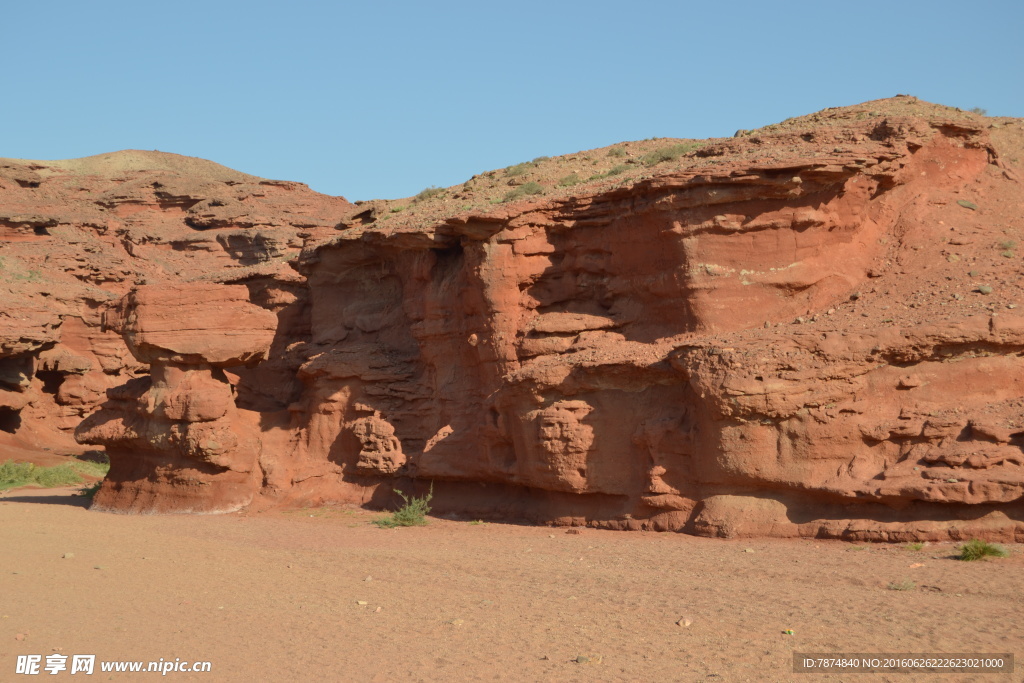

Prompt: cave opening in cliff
[432,243,465,274]
[36,370,65,395]
[0,355,32,391]
[0,407,22,433]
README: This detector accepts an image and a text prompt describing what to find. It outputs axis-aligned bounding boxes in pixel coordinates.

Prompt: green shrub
[502,182,544,202]
[639,142,701,166]
[415,186,445,202]
[531,156,550,163]
[607,147,627,158]
[0,461,36,490]
[557,173,582,187]
[0,460,94,490]
[505,162,535,177]
[33,464,83,488]
[70,457,110,479]
[373,486,433,528]
[887,579,916,591]
[585,165,631,182]
[958,539,1009,561]
[905,541,925,551]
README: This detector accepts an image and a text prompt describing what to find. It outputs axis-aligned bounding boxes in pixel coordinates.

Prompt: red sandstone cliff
[0,150,350,461]
[4,97,1024,539]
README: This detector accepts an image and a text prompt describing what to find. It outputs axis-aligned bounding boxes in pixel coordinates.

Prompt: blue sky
[5,0,1022,201]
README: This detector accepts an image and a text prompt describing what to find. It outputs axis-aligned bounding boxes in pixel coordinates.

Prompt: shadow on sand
[0,487,90,508]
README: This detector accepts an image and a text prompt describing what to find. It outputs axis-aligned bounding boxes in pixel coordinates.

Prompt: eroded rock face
[351,411,406,474]
[76,284,277,512]
[0,149,351,458]
[8,99,1024,538]
[262,106,1023,541]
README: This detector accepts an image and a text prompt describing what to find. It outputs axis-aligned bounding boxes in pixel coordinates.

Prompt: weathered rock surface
[0,149,350,459]
[104,284,278,366]
[76,284,277,512]
[5,98,1024,539]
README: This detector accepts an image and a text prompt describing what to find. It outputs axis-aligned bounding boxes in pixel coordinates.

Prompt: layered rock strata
[256,111,1022,540]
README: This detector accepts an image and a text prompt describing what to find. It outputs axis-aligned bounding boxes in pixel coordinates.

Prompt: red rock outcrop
[0,149,351,459]
[76,284,277,512]
[5,98,1024,539]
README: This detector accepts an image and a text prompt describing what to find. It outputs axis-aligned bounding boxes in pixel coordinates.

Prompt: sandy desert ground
[1,487,1021,682]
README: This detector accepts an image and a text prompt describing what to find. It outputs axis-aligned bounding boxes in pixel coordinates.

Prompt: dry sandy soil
[1,488,1021,682]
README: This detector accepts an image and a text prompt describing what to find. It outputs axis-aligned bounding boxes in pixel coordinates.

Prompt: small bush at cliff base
[33,464,83,488]
[1,458,108,492]
[373,486,433,528]
[957,539,1009,561]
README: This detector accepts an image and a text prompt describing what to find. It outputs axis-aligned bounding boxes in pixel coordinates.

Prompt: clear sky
[5,0,1022,201]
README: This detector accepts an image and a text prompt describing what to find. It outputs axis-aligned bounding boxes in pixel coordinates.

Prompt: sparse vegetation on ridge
[588,164,629,181]
[505,161,536,177]
[502,181,544,203]
[415,186,445,202]
[349,96,1007,239]
[640,142,702,166]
